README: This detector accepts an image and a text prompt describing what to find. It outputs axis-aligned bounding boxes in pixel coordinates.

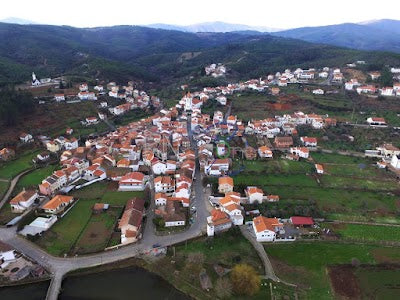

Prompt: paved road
[0,169,32,210]
[0,115,209,300]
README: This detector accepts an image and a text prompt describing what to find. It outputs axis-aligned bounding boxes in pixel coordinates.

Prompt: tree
[215,277,233,299]
[230,264,260,296]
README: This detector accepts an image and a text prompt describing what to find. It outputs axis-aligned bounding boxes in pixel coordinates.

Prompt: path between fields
[0,169,32,210]
[330,220,400,227]
[239,225,296,287]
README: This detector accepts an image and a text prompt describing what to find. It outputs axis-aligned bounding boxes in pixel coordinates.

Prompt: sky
[1,0,400,29]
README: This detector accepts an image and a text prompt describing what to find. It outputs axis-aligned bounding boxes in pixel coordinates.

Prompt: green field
[265,242,395,299]
[17,165,58,190]
[0,180,9,199]
[0,150,39,179]
[311,152,370,164]
[356,266,400,299]
[331,224,400,243]
[36,182,144,256]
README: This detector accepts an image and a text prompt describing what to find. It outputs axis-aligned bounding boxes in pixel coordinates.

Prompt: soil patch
[328,265,361,299]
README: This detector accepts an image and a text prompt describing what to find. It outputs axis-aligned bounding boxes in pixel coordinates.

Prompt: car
[152,243,161,248]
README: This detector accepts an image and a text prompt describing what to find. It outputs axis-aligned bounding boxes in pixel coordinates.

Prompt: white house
[367,117,387,126]
[54,94,65,102]
[10,190,39,213]
[19,133,33,143]
[154,193,168,206]
[391,155,400,169]
[245,186,264,204]
[252,216,283,242]
[312,89,324,95]
[207,209,232,236]
[118,172,146,191]
[290,147,310,159]
[152,160,166,175]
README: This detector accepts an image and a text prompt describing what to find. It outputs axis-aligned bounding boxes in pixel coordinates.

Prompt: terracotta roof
[253,216,282,233]
[10,190,37,205]
[291,216,314,226]
[43,195,73,210]
[218,176,233,186]
[210,209,231,226]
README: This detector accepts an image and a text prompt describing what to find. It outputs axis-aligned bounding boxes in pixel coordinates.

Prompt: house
[245,186,264,204]
[390,155,400,169]
[300,136,317,147]
[10,189,39,213]
[290,147,309,159]
[290,216,314,227]
[207,209,232,236]
[274,136,293,148]
[54,94,65,101]
[357,85,376,94]
[312,89,324,95]
[92,203,109,214]
[154,176,175,194]
[380,87,394,97]
[118,172,146,191]
[46,141,60,153]
[252,216,283,242]
[42,195,74,214]
[266,195,280,202]
[0,242,16,269]
[367,117,386,126]
[86,117,98,125]
[118,198,145,244]
[244,146,257,160]
[151,160,166,175]
[155,193,168,206]
[79,83,88,92]
[368,71,381,80]
[19,133,33,143]
[218,176,234,194]
[258,146,273,158]
[0,148,15,161]
[162,200,186,227]
[315,164,324,174]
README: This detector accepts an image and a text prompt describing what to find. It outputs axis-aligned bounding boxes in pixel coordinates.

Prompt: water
[0,267,190,300]
[59,266,190,300]
[0,281,49,300]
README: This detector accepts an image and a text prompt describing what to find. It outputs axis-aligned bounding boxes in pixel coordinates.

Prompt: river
[0,266,190,300]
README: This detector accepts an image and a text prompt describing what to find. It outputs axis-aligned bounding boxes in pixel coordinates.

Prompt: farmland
[0,150,39,179]
[327,223,400,243]
[35,182,144,256]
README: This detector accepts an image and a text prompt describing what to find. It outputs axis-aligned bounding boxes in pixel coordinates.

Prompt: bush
[230,264,261,296]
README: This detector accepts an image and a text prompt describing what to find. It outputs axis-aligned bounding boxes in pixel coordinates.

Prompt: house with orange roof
[155,193,168,206]
[42,195,74,214]
[258,146,273,159]
[10,189,39,213]
[266,195,280,202]
[221,203,243,225]
[300,136,317,147]
[315,164,324,174]
[252,216,283,242]
[218,176,234,194]
[207,209,232,236]
[154,176,175,195]
[118,198,145,244]
[245,186,264,204]
[0,148,15,161]
[290,147,309,159]
[118,172,146,191]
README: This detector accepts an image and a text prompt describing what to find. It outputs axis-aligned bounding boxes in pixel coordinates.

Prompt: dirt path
[0,169,32,210]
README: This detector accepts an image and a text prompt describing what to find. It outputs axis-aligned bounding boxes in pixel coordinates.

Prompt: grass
[320,175,399,191]
[311,152,370,164]
[0,180,9,199]
[355,266,400,299]
[0,203,19,225]
[17,165,58,189]
[36,182,144,256]
[332,224,400,243]
[233,173,318,188]
[0,150,39,179]
[265,242,379,299]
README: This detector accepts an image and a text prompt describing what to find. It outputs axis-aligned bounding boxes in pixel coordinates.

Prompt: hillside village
[1,61,400,299]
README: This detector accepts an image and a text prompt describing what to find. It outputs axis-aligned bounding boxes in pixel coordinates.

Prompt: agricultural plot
[0,150,39,179]
[265,242,395,299]
[16,165,58,189]
[329,223,400,243]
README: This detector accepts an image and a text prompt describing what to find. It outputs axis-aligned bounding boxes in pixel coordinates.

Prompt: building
[161,200,186,227]
[290,216,314,227]
[315,164,324,174]
[391,155,400,169]
[42,195,74,214]
[367,117,387,126]
[245,186,264,204]
[290,147,309,159]
[10,190,39,213]
[207,209,232,236]
[0,148,15,161]
[274,136,293,148]
[19,133,33,143]
[300,137,317,147]
[218,176,234,194]
[258,146,273,158]
[252,216,283,242]
[118,172,146,191]
[118,198,145,244]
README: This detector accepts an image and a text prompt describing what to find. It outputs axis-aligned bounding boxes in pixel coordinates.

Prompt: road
[0,115,208,300]
[0,169,32,210]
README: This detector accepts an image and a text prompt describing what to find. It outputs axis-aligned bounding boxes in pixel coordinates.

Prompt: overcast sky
[1,0,399,29]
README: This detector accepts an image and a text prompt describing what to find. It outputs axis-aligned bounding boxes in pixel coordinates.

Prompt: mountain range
[0,22,400,86]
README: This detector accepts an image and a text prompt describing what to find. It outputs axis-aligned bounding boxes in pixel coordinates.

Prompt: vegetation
[0,150,39,179]
[331,224,400,243]
[0,87,35,126]
[230,264,261,296]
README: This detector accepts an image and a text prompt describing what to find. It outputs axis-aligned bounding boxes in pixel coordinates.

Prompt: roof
[10,190,37,205]
[246,186,263,195]
[290,216,314,226]
[120,172,144,183]
[253,216,282,233]
[210,209,231,226]
[218,176,233,186]
[43,195,73,210]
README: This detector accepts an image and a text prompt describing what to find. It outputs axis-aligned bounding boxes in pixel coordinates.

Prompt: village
[1,61,400,299]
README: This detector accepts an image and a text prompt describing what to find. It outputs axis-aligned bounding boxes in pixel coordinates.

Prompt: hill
[0,23,400,86]
[273,22,400,53]
[362,19,400,35]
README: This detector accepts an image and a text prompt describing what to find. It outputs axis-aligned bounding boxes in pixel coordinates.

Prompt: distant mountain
[0,17,37,25]
[273,22,400,53]
[0,23,400,86]
[147,21,280,33]
[361,19,400,35]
